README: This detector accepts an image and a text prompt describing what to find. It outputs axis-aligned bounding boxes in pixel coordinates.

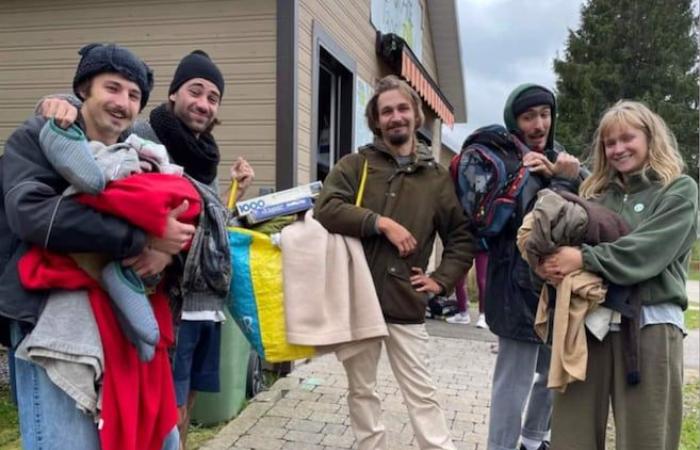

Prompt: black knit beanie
[512,86,555,118]
[168,50,224,97]
[72,43,154,111]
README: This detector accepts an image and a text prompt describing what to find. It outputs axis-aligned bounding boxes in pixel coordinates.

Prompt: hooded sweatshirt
[484,84,582,343]
[504,83,558,157]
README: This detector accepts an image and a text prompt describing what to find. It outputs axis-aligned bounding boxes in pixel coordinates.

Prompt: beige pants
[551,324,684,450]
[342,323,456,450]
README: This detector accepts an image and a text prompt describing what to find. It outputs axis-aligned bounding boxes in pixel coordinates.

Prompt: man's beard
[185,111,213,133]
[387,131,410,146]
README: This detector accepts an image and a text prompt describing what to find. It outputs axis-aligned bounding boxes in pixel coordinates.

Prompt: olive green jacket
[314,139,475,324]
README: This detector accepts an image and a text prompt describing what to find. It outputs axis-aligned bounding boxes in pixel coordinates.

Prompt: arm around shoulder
[35,94,82,129]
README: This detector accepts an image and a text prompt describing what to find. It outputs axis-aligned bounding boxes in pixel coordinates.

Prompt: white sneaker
[446,312,470,324]
[476,313,487,329]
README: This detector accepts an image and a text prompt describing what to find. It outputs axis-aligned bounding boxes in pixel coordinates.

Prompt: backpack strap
[449,153,461,183]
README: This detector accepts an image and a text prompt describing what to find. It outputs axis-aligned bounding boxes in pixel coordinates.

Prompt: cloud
[444,0,582,147]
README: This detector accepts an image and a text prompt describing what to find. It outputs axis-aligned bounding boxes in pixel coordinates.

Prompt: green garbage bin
[191,310,251,425]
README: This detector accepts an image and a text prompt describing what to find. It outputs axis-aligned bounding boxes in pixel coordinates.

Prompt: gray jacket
[15,289,103,415]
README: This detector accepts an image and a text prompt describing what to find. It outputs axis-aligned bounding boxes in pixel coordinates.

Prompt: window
[315,47,353,181]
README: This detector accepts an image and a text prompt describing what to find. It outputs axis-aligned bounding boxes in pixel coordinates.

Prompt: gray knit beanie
[72,43,154,111]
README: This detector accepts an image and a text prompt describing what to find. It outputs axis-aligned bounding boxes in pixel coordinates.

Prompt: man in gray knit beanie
[38,48,255,450]
[3,42,192,450]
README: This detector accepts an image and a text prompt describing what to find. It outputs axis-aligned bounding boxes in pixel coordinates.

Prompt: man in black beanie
[0,42,191,450]
[483,84,584,450]
[141,50,253,450]
[169,50,225,98]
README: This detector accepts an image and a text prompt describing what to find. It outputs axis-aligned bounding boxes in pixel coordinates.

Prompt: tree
[554,0,699,180]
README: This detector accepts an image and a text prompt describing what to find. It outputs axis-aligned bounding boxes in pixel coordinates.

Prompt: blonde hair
[579,100,685,198]
[365,75,425,137]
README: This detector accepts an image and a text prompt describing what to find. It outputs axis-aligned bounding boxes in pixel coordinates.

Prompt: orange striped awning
[400,48,455,128]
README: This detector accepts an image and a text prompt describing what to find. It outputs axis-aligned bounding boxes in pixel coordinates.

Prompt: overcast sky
[443,0,583,150]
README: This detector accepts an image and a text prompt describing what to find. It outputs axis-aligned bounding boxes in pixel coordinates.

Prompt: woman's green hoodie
[582,174,698,309]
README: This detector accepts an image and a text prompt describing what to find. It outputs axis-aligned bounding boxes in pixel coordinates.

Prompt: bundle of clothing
[516,189,641,392]
[17,124,206,450]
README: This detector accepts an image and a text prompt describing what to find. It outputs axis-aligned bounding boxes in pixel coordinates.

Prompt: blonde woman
[538,100,698,450]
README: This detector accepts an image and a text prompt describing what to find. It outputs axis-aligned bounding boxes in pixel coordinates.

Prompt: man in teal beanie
[484,83,584,450]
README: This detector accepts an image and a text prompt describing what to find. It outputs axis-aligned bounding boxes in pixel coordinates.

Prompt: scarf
[149,103,219,184]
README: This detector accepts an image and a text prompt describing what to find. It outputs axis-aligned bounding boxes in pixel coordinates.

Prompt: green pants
[550,324,683,450]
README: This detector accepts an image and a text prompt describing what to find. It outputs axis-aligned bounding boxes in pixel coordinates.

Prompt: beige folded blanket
[280,210,387,359]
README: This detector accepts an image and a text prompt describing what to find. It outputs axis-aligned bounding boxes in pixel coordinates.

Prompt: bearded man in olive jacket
[314,75,475,450]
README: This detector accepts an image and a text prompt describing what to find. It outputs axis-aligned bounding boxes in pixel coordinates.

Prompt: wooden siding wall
[296,0,439,184]
[0,0,276,196]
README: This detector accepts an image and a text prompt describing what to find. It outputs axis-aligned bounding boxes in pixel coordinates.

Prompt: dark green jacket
[582,174,698,310]
[314,139,475,324]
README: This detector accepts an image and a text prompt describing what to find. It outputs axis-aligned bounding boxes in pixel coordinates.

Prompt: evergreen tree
[554,0,699,180]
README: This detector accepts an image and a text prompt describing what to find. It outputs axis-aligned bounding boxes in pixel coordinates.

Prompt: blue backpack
[449,125,530,237]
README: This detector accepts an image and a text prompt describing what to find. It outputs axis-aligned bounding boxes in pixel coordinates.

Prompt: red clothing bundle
[79,173,201,238]
[19,173,201,450]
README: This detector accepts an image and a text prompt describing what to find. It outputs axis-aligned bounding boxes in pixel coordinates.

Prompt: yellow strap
[227,178,239,210]
[354,158,368,207]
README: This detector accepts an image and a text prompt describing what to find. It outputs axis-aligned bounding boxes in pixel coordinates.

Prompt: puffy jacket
[315,139,475,324]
